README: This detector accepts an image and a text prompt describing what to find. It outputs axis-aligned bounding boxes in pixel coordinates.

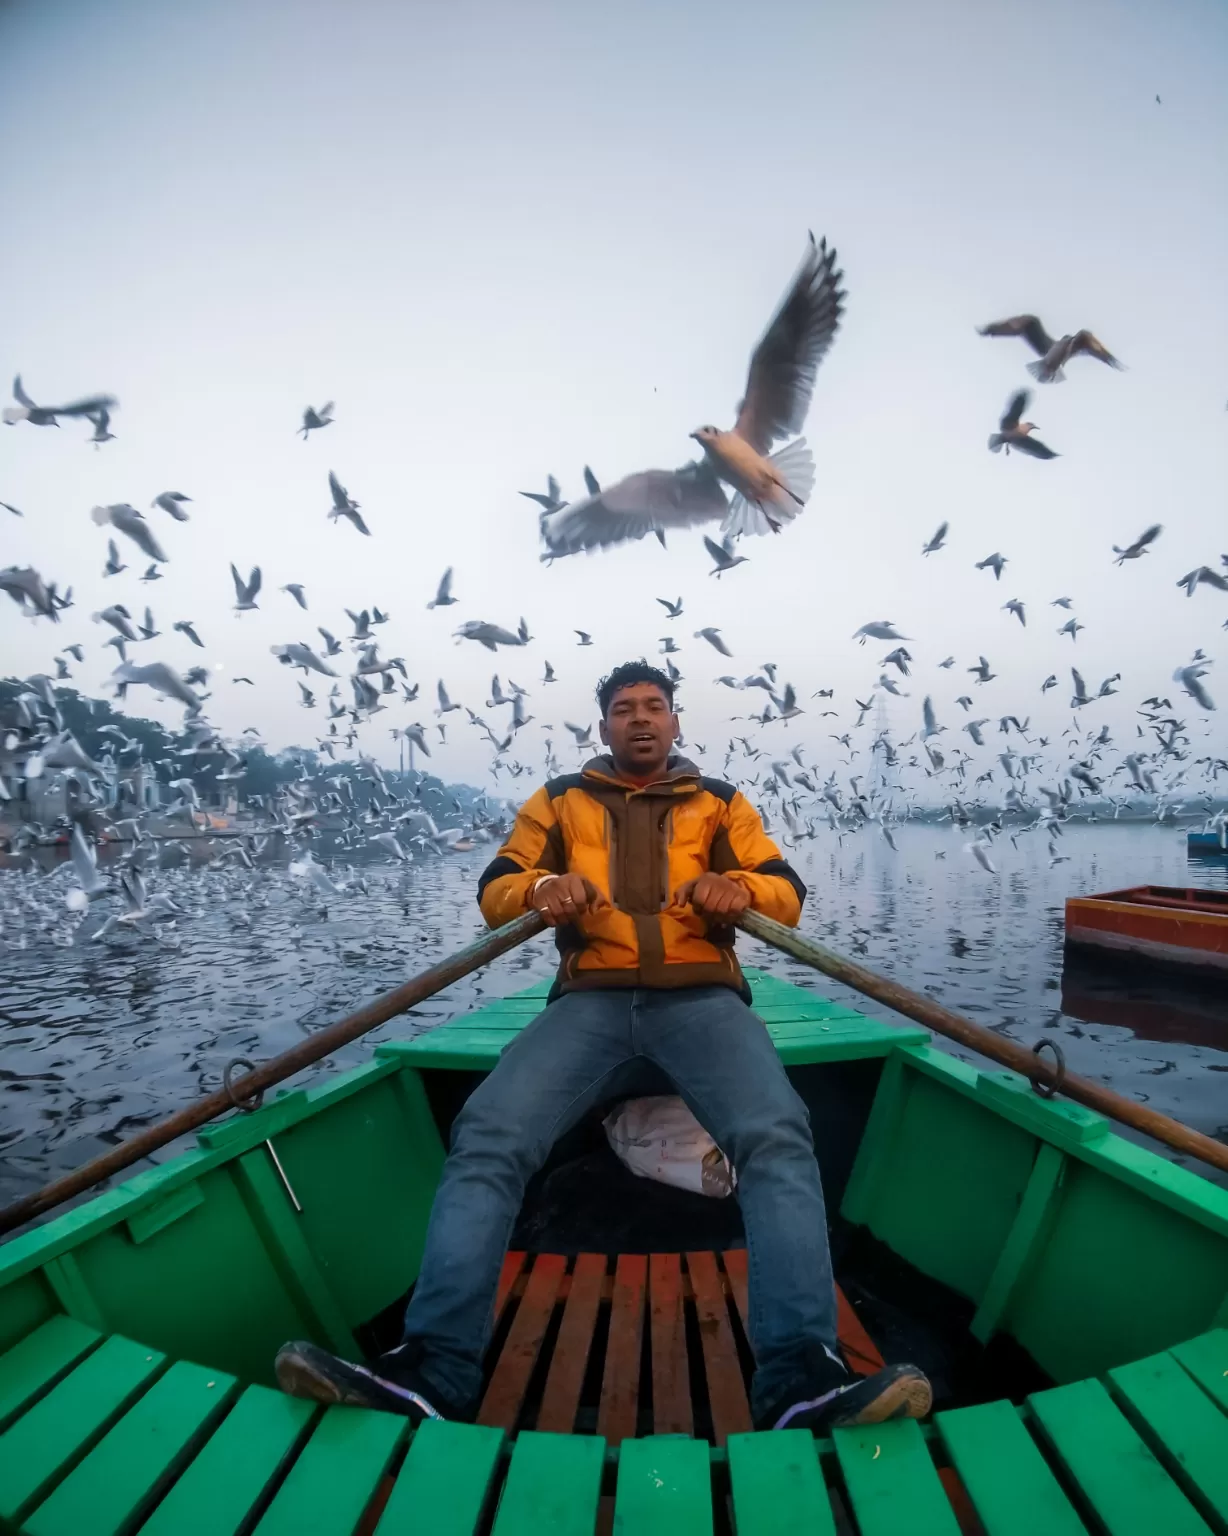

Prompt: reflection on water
[0,821,1225,1212]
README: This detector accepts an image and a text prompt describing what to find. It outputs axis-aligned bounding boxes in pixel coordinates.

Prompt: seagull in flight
[3,375,116,428]
[230,565,262,612]
[427,568,456,608]
[1113,525,1162,564]
[695,627,732,656]
[921,522,948,555]
[520,474,565,513]
[299,402,335,438]
[977,552,1008,580]
[540,234,844,553]
[976,315,1124,383]
[657,596,684,618]
[282,583,308,609]
[327,471,370,535]
[987,390,1057,458]
[704,533,748,577]
[152,492,192,521]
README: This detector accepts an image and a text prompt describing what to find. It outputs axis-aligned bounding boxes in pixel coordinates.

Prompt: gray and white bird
[271,642,338,677]
[1177,566,1228,596]
[704,533,748,577]
[564,721,594,746]
[1174,662,1215,711]
[103,539,127,577]
[427,568,456,608]
[0,567,59,620]
[152,492,192,521]
[327,471,370,535]
[174,620,205,648]
[977,552,1008,580]
[3,375,116,428]
[111,661,203,710]
[90,504,169,563]
[281,583,308,609]
[987,391,1057,459]
[299,402,335,438]
[540,234,843,553]
[1113,525,1162,564]
[455,620,529,652]
[575,630,594,646]
[976,316,1124,382]
[93,604,139,641]
[231,565,262,611]
[519,474,565,513]
[853,620,910,645]
[921,522,948,555]
[695,627,732,656]
[1003,598,1026,626]
[657,596,684,618]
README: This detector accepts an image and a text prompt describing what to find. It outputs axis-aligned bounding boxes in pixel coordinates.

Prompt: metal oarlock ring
[223,1057,264,1113]
[1030,1038,1066,1100]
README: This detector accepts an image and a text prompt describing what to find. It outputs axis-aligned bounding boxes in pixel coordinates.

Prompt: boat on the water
[1189,829,1228,856]
[1066,884,1228,975]
[1,966,1227,1534]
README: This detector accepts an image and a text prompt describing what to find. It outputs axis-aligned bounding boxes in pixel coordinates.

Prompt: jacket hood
[580,752,702,791]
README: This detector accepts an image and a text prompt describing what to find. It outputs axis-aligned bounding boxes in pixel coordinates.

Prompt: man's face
[600,683,678,775]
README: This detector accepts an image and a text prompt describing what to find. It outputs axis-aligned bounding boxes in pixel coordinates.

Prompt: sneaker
[274,1340,467,1422]
[764,1362,933,1433]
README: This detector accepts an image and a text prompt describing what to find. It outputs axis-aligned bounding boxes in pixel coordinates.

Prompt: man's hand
[673,871,752,920]
[530,873,610,927]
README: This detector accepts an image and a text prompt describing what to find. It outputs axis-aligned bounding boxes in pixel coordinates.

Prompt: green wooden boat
[2,966,1228,1535]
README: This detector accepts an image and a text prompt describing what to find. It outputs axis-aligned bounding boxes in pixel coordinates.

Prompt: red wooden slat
[836,1285,886,1378]
[494,1251,528,1321]
[597,1253,647,1445]
[536,1253,607,1433]
[478,1252,566,1429]
[649,1253,692,1436]
[722,1248,749,1327]
[686,1250,752,1444]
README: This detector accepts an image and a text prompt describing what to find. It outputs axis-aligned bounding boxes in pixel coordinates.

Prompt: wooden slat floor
[2,1272,1226,1536]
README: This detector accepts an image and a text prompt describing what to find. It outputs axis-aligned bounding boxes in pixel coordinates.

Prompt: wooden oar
[0,911,549,1239]
[736,908,1228,1177]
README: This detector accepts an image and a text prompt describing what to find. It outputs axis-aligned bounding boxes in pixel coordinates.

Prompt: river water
[1,822,1225,1214]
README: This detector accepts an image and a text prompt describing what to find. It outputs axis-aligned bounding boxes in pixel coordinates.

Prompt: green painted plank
[726,1431,836,1536]
[935,1400,1087,1536]
[971,1144,1068,1344]
[378,1420,504,1535]
[254,1405,406,1535]
[1029,1378,1211,1536]
[0,1335,164,1524]
[491,1431,604,1536]
[141,1386,316,1536]
[24,1360,238,1536]
[774,1031,924,1065]
[839,1053,911,1225]
[1110,1351,1228,1524]
[975,1073,1111,1146]
[0,1316,100,1431]
[1172,1331,1228,1413]
[613,1436,713,1536]
[833,1421,961,1536]
[232,1147,360,1359]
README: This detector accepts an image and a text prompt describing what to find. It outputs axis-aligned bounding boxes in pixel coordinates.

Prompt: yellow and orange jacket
[477,754,805,999]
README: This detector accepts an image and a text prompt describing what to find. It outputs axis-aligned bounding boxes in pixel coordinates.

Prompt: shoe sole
[275,1345,381,1409]
[833,1371,933,1427]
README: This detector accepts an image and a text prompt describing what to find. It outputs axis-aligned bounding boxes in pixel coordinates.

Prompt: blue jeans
[401,985,839,1422]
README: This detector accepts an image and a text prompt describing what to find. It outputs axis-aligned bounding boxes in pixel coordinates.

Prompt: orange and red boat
[1065,884,1228,974]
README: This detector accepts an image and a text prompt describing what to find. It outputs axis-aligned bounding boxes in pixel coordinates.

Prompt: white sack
[602,1095,736,1198]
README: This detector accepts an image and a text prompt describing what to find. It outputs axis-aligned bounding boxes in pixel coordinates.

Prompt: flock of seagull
[2,230,1226,944]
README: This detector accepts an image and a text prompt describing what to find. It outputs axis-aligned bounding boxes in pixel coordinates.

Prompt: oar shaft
[0,911,548,1239]
[736,909,1228,1177]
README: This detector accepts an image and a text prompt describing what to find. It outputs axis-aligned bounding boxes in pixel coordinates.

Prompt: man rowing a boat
[276,661,932,1432]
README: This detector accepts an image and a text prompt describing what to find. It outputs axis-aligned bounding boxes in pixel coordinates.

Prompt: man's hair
[596,660,675,717]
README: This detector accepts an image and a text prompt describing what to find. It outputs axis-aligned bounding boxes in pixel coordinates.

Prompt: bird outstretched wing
[12,375,36,409]
[1012,436,1058,460]
[540,460,727,554]
[733,234,844,454]
[976,315,1054,357]
[999,390,1029,431]
[48,392,118,418]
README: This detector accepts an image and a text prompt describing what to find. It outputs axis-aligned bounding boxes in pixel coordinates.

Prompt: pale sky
[2,0,1226,794]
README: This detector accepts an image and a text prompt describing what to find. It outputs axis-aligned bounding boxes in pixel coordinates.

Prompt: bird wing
[732,234,844,454]
[999,390,1029,431]
[1069,330,1123,369]
[12,375,35,409]
[328,470,347,506]
[48,393,118,418]
[230,564,244,600]
[436,568,453,601]
[345,508,371,535]
[977,315,1053,356]
[540,461,727,554]
[1012,435,1058,460]
[1136,524,1162,550]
